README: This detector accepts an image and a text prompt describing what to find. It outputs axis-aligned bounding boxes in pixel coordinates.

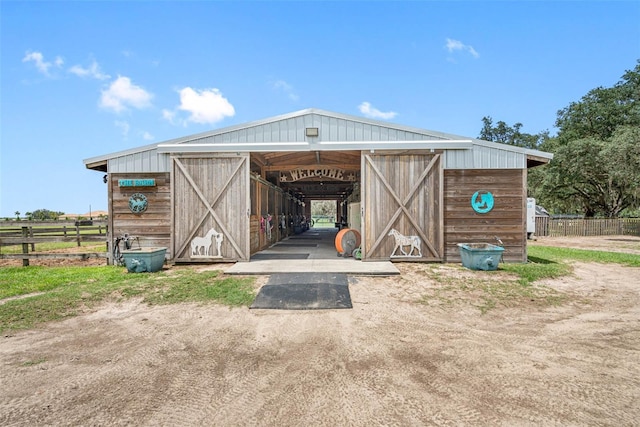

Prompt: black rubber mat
[288,236,321,240]
[250,273,352,310]
[251,253,309,260]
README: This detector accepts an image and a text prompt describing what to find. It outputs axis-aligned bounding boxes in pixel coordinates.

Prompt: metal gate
[362,152,443,261]
[171,154,250,262]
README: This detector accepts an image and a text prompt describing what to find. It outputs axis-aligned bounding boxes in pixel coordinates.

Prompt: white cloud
[445,38,480,59]
[358,102,397,120]
[100,76,153,113]
[273,79,299,102]
[22,51,64,76]
[115,120,130,138]
[142,131,154,141]
[69,60,110,80]
[169,87,235,125]
[162,109,176,124]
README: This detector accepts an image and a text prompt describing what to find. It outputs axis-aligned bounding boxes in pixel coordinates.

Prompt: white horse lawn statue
[388,229,422,258]
[191,228,224,258]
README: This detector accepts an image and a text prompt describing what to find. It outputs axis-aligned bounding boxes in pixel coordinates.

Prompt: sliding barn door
[362,152,443,261]
[172,154,249,262]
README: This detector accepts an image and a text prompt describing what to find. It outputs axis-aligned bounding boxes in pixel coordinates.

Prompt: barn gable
[84,108,552,173]
[156,108,453,145]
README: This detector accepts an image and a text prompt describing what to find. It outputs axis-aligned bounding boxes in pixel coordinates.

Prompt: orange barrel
[335,228,361,256]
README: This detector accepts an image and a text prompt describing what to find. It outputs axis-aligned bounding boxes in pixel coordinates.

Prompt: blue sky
[1,1,638,217]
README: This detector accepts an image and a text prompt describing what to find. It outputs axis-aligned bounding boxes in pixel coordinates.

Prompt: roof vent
[305,127,319,137]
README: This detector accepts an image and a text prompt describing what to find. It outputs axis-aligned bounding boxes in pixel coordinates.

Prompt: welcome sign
[279,168,357,182]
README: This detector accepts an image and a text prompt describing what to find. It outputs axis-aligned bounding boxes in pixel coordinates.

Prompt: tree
[555,61,640,142]
[486,61,640,217]
[30,209,64,221]
[543,61,640,217]
[14,211,20,220]
[601,126,640,214]
[478,116,550,149]
[540,127,640,217]
[311,200,336,219]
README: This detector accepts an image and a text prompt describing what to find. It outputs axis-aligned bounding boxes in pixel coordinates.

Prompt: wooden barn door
[171,154,249,262]
[362,151,443,261]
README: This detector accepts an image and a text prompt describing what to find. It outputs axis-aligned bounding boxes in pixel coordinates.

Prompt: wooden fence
[0,220,108,266]
[535,217,640,237]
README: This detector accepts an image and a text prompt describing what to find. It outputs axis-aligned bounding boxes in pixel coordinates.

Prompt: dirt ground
[1,236,639,426]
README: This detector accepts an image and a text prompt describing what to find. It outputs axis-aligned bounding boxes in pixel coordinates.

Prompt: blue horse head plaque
[471,191,494,214]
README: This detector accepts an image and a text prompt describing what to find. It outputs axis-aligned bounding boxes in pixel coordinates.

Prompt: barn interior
[250,150,361,203]
[248,150,362,260]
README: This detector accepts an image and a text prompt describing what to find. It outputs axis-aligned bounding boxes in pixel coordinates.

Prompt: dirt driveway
[1,237,639,426]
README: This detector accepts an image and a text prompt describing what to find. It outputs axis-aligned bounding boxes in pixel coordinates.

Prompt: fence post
[29,226,35,251]
[21,226,29,267]
[76,223,81,247]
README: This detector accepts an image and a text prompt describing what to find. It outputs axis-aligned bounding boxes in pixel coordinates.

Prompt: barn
[84,108,552,264]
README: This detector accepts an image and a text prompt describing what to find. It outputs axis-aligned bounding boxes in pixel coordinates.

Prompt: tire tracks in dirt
[2,260,640,425]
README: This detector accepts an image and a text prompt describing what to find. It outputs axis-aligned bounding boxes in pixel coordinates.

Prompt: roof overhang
[525,150,554,168]
[84,159,108,172]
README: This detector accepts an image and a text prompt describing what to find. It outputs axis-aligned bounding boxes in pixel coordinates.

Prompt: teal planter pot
[122,247,167,273]
[457,243,504,271]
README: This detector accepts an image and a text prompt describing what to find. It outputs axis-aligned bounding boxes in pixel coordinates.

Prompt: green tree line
[480,60,640,218]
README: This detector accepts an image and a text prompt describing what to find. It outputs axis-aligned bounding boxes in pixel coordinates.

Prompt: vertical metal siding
[129,112,527,171]
[379,126,388,141]
[443,146,526,169]
[108,149,170,173]
[364,123,372,140]
[139,112,451,147]
[261,125,271,142]
[287,118,297,142]
[296,117,306,141]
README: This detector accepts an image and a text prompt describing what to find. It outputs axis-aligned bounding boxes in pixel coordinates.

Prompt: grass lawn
[0,267,255,333]
[1,242,106,254]
[0,245,637,332]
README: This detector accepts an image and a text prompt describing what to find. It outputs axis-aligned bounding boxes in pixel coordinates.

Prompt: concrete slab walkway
[225,259,399,275]
[225,227,399,276]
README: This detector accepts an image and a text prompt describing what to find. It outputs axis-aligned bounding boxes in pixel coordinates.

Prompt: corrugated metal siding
[105,136,525,172]
[107,149,170,173]
[444,145,526,169]
[103,115,527,172]
[180,113,443,145]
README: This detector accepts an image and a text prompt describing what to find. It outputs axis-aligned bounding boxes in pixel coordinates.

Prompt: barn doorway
[249,151,361,260]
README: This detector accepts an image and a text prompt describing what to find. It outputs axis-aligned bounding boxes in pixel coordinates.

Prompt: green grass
[527,245,640,267]
[21,357,47,366]
[0,266,256,333]
[419,268,568,314]
[0,223,107,253]
[1,244,637,331]
[420,245,639,314]
[311,222,336,229]
[0,241,106,254]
